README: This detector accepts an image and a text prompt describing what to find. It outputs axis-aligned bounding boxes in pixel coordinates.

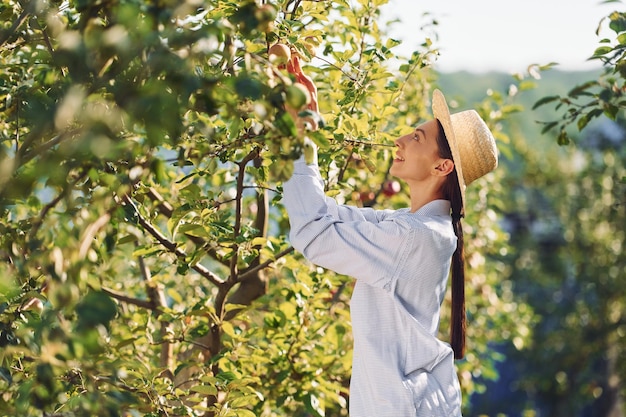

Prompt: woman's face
[389,119,444,185]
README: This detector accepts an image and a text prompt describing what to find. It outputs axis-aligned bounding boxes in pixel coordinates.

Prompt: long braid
[435,120,466,360]
[450,212,466,359]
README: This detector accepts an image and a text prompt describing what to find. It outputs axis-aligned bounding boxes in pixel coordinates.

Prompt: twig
[78,212,112,259]
[138,253,173,369]
[230,151,259,280]
[28,170,88,243]
[144,187,230,268]
[27,191,65,242]
[122,195,225,286]
[336,151,353,185]
[21,130,77,165]
[0,9,29,48]
[238,246,294,281]
[101,286,154,310]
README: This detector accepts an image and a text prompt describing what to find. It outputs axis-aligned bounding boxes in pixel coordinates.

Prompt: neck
[408,181,445,213]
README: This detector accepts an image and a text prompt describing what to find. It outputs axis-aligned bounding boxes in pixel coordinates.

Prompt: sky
[380,0,619,73]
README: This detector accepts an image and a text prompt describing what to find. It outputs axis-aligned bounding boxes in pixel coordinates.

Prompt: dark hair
[434,119,466,360]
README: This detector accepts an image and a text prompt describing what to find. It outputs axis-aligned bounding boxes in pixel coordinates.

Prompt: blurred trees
[466,6,626,417]
[525,7,626,416]
[492,119,625,417]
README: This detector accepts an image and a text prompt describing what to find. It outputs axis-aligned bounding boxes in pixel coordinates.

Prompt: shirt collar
[413,199,451,217]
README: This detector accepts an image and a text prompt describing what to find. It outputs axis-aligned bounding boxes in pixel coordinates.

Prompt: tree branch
[101,286,154,310]
[238,246,294,282]
[145,187,174,217]
[229,149,259,282]
[122,195,225,286]
[79,212,112,259]
[28,170,88,243]
[21,130,77,165]
[144,187,230,268]
[216,149,260,316]
[138,254,173,369]
[0,9,29,48]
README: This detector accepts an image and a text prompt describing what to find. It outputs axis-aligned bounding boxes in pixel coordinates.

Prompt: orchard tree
[0,0,532,416]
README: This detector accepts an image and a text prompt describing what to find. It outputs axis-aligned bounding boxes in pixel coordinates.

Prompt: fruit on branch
[303,36,320,58]
[285,83,311,110]
[268,43,291,66]
[255,4,277,32]
[258,3,277,18]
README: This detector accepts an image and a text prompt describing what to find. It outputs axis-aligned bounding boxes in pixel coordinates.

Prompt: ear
[433,159,455,177]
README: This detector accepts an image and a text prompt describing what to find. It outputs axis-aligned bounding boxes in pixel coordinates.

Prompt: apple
[359,191,376,202]
[285,83,311,110]
[255,4,277,33]
[268,43,291,66]
[256,4,277,21]
[381,180,401,196]
[303,36,321,58]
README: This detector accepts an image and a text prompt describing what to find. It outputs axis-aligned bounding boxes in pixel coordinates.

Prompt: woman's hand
[287,55,318,113]
[286,55,319,132]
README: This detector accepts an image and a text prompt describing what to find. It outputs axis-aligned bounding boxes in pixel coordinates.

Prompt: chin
[388,169,402,181]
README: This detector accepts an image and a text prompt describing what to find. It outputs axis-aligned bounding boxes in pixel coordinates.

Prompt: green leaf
[235,76,263,101]
[230,410,256,417]
[591,45,612,57]
[0,367,12,385]
[178,223,209,238]
[216,371,237,383]
[568,80,598,97]
[303,393,325,417]
[229,394,258,408]
[540,121,558,135]
[132,245,163,257]
[75,290,118,329]
[190,385,218,395]
[532,95,560,110]
[167,288,184,304]
[269,158,294,182]
[116,234,138,245]
[604,103,619,120]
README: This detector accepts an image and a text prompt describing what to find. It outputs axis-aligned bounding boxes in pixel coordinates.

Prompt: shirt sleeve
[282,157,409,289]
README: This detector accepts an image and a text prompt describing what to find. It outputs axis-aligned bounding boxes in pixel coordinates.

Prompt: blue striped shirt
[283,157,463,416]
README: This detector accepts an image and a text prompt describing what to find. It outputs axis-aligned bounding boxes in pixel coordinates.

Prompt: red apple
[359,191,376,203]
[381,180,401,196]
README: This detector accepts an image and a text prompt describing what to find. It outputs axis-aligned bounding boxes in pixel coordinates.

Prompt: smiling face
[390,119,449,186]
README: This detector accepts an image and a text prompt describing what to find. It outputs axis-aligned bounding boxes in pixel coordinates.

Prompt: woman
[282,56,498,416]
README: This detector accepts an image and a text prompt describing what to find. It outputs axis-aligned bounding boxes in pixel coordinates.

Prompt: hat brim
[432,89,466,210]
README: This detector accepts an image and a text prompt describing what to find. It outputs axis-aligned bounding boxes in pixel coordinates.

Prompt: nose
[395,134,409,147]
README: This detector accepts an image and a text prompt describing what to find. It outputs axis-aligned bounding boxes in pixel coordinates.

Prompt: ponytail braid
[435,120,466,360]
[450,211,465,359]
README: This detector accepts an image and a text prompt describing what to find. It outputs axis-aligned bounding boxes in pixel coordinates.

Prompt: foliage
[515,5,626,413]
[534,5,626,145]
[0,0,532,416]
[490,118,626,417]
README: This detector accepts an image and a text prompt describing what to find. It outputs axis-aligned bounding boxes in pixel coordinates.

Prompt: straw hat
[431,89,498,210]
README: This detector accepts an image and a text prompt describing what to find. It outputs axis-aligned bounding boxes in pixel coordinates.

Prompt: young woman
[282,57,498,416]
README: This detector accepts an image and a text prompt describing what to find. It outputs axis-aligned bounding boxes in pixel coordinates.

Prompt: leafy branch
[121,194,225,286]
